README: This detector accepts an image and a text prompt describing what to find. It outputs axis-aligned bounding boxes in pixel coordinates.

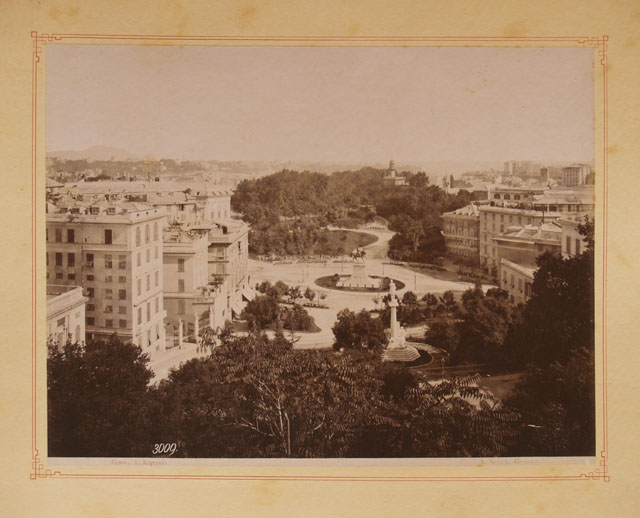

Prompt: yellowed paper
[1,0,639,515]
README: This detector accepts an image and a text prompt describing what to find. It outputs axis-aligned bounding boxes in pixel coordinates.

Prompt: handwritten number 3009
[152,443,177,456]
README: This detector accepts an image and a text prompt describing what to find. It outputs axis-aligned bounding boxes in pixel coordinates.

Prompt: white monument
[382,280,420,362]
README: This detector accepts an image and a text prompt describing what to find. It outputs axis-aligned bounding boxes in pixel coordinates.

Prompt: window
[136,227,141,246]
[147,330,151,347]
[118,289,126,300]
[146,248,150,263]
[153,222,158,241]
[105,289,113,299]
[55,228,62,242]
[87,304,95,311]
[105,305,113,313]
[137,279,141,296]
[156,324,160,340]
[118,276,126,283]
[105,229,113,244]
[154,270,159,287]
[575,238,581,255]
[178,300,185,315]
[146,302,151,322]
[145,224,150,244]
[566,236,571,254]
[146,274,150,291]
[86,274,94,281]
[178,279,185,292]
[105,275,113,283]
[154,246,158,259]
[55,252,63,266]
[46,253,49,266]
[105,319,113,328]
[118,255,126,269]
[155,297,159,313]
[178,258,185,272]
[87,287,94,297]
[137,252,141,267]
[67,229,75,243]
[118,306,126,314]
[105,255,113,268]
[55,272,63,280]
[87,317,94,326]
[137,307,142,325]
[68,273,75,280]
[86,253,94,267]
[119,319,127,328]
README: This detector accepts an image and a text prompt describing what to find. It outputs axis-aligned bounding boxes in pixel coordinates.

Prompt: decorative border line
[30,32,609,482]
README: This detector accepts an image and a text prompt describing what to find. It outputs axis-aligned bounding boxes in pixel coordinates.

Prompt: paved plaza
[149,228,481,381]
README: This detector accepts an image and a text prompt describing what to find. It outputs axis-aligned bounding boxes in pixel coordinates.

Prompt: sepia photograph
[44,44,596,460]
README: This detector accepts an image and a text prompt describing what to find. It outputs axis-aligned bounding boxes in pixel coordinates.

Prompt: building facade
[162,226,229,342]
[46,285,88,349]
[499,258,535,305]
[442,204,480,263]
[46,201,167,355]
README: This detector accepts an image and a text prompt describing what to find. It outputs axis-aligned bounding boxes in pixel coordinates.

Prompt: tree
[287,285,302,304]
[47,336,154,457]
[304,287,316,305]
[401,291,418,306]
[332,309,387,350]
[512,229,594,367]
[242,295,280,329]
[425,318,460,355]
[505,347,595,456]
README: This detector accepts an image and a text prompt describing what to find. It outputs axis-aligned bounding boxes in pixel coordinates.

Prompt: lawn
[322,229,378,255]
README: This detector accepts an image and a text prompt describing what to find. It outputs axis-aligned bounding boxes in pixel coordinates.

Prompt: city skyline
[47,45,594,165]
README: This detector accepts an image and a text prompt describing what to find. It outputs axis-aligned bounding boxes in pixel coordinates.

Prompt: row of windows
[136,270,160,296]
[86,317,127,328]
[87,304,127,314]
[47,228,115,244]
[493,193,523,200]
[136,297,162,325]
[85,287,127,300]
[135,223,160,246]
[48,221,162,247]
[136,246,159,266]
[137,325,162,348]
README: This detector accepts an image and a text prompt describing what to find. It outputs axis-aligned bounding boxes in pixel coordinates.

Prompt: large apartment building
[442,204,480,263]
[46,201,167,355]
[162,226,229,342]
[187,219,251,315]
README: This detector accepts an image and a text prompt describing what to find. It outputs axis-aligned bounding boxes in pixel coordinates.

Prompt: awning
[242,288,256,302]
[231,300,246,317]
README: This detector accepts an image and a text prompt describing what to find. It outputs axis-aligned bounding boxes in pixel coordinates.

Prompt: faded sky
[46,45,594,164]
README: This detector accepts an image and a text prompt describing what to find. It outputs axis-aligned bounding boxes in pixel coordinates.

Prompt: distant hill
[47,146,139,162]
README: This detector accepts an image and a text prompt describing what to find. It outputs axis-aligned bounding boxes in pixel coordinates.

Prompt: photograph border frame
[30,31,609,482]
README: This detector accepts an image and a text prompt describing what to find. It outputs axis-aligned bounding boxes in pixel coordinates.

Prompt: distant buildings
[503,160,542,177]
[383,160,407,186]
[477,185,594,278]
[561,164,591,186]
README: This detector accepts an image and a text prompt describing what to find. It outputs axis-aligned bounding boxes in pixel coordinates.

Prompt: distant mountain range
[47,146,140,162]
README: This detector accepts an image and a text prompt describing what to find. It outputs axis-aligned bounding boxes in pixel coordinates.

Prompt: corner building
[46,202,167,356]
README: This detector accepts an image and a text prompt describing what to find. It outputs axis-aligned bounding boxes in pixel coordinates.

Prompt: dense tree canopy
[232,168,472,261]
[47,336,154,457]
